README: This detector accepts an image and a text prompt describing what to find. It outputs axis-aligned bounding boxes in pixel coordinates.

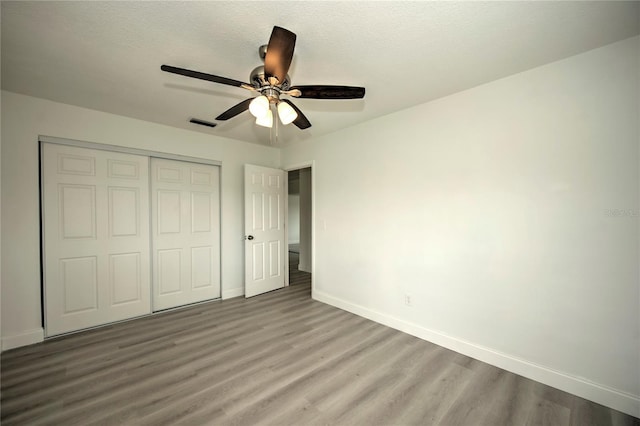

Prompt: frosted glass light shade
[255,109,273,128]
[249,95,270,118]
[277,101,298,125]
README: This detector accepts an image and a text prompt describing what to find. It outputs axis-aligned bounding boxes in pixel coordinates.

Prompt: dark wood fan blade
[215,98,253,120]
[281,99,311,129]
[189,118,217,128]
[264,26,296,84]
[290,85,365,99]
[161,65,248,88]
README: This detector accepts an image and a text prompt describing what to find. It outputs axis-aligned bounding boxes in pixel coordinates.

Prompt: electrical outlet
[404,294,412,307]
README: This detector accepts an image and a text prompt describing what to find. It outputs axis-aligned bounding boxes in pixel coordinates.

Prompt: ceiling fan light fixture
[277,101,298,125]
[255,109,273,128]
[249,95,270,118]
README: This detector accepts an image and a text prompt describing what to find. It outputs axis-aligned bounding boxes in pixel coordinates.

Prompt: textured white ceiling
[2,1,639,146]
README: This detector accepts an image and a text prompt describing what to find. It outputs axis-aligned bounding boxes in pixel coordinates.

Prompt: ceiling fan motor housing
[250,66,291,93]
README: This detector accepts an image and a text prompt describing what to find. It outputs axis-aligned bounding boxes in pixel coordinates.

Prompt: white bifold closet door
[151,158,221,311]
[42,143,151,336]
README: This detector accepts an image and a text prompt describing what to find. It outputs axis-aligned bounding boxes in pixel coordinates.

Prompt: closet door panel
[151,158,220,311]
[42,143,151,336]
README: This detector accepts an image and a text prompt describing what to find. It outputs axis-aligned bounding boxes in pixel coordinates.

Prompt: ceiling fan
[161,26,365,131]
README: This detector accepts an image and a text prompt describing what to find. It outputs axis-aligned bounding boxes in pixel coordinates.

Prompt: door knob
[246,235,254,240]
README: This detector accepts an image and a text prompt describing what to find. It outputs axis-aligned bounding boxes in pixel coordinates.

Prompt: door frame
[283,161,315,294]
[40,136,222,167]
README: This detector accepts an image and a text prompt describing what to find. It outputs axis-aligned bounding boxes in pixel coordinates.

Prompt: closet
[41,142,220,336]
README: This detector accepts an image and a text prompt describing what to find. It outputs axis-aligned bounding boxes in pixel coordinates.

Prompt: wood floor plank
[2,254,638,425]
[367,349,475,426]
[527,398,572,426]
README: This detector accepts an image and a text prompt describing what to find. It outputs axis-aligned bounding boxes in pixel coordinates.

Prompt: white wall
[0,85,3,355]
[298,168,312,272]
[1,91,279,350]
[288,194,300,244]
[282,36,640,416]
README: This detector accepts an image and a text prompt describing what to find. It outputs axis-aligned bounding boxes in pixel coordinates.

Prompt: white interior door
[151,158,221,311]
[42,143,151,336]
[244,164,285,297]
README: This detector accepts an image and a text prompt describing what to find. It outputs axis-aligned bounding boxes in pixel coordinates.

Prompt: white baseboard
[2,328,45,351]
[222,287,244,300]
[313,290,640,418]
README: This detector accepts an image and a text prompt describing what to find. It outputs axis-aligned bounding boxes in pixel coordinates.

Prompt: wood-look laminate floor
[2,268,638,425]
[289,251,311,287]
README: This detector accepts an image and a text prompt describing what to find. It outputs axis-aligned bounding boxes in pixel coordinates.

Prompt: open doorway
[287,168,312,287]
